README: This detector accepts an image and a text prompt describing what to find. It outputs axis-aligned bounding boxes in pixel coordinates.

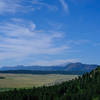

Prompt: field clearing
[0,73,77,89]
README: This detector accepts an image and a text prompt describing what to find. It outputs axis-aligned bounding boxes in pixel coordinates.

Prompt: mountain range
[0,62,98,73]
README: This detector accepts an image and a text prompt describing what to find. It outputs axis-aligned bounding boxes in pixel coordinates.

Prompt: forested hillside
[0,66,100,100]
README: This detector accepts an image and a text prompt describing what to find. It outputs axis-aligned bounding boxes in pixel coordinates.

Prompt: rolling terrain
[0,62,98,74]
[0,66,100,100]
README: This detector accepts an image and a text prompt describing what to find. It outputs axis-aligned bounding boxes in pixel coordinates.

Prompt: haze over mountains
[0,62,98,73]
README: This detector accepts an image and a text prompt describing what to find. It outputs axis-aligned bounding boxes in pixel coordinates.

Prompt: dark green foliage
[0,77,5,79]
[0,66,100,100]
[0,70,84,75]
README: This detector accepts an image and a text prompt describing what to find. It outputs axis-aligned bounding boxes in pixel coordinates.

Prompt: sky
[0,0,100,66]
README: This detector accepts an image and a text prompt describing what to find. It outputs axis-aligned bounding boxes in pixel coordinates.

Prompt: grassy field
[0,73,77,89]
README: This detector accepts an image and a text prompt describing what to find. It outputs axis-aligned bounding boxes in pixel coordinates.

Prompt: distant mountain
[0,62,98,73]
[64,62,98,72]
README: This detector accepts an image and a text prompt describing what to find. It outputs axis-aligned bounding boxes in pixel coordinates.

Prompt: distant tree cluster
[0,67,100,100]
[0,77,5,79]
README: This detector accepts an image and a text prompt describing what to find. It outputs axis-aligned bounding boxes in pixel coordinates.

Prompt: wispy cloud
[0,0,57,14]
[93,42,100,46]
[0,18,69,62]
[0,0,26,14]
[59,0,69,13]
[0,18,91,66]
[32,0,58,11]
[67,40,90,45]
[31,59,79,66]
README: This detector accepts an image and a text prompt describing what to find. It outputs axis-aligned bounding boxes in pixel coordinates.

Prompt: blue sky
[0,0,100,66]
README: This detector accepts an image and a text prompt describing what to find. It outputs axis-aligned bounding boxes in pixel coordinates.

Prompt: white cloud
[59,0,69,13]
[93,42,100,46]
[30,59,79,66]
[67,40,90,45]
[0,19,69,61]
[32,0,58,11]
[0,0,24,14]
[0,0,57,14]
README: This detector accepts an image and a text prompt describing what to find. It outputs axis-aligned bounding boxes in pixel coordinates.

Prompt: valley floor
[0,74,77,89]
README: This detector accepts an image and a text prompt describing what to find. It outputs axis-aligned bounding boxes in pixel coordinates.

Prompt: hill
[0,62,98,74]
[0,66,100,100]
